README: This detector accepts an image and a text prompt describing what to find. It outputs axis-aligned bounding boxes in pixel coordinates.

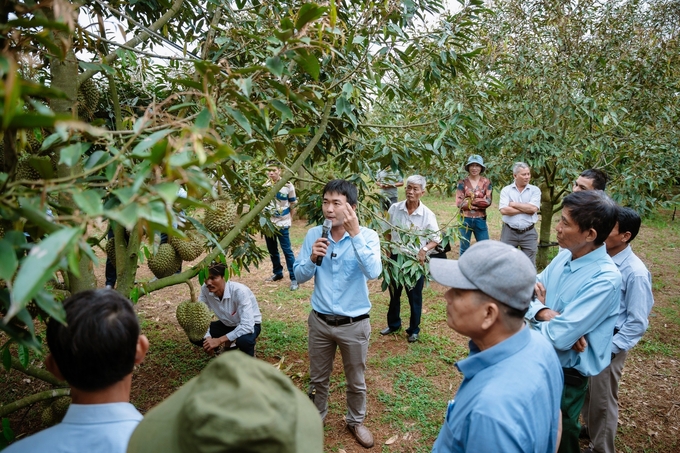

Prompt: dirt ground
[2,214,679,452]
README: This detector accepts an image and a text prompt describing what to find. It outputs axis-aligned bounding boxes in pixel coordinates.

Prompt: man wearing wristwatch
[380,175,441,343]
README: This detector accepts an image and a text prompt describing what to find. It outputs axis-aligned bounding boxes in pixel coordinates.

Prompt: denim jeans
[459,216,489,255]
[265,226,296,281]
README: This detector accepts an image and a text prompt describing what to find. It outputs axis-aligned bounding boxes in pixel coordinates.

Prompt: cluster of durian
[203,197,237,234]
[41,396,71,427]
[176,297,212,342]
[76,78,100,121]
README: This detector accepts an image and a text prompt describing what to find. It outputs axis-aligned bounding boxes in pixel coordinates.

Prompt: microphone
[316,219,333,266]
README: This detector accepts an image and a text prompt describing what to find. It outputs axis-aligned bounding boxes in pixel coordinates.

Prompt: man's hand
[571,336,587,353]
[203,336,221,353]
[310,237,329,263]
[417,248,427,264]
[536,308,560,321]
[534,282,546,304]
[342,202,360,237]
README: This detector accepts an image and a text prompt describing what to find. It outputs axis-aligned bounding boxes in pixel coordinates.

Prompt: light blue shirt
[432,327,563,453]
[526,246,621,376]
[4,403,143,453]
[294,225,382,317]
[611,245,654,354]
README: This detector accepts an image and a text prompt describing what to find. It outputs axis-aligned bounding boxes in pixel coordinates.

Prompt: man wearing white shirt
[499,162,542,265]
[380,175,440,343]
[194,263,262,357]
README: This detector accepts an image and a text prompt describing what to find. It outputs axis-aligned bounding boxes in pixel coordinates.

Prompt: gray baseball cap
[429,240,535,310]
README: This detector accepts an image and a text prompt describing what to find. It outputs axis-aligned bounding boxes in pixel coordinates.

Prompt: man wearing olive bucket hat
[430,241,563,452]
[455,155,493,256]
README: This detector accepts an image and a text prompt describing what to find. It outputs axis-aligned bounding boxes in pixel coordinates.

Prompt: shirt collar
[610,244,632,266]
[455,325,531,379]
[62,403,142,425]
[398,200,424,216]
[566,243,607,272]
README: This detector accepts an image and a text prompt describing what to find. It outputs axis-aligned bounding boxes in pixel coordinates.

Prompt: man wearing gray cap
[430,241,563,453]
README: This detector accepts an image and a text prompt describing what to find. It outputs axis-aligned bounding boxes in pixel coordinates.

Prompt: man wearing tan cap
[430,241,563,452]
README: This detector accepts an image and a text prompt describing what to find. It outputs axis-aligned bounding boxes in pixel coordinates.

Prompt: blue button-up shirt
[432,327,563,453]
[294,225,382,317]
[611,245,654,354]
[4,403,143,453]
[527,246,621,376]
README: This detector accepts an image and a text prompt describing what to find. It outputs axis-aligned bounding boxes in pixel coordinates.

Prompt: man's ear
[621,231,632,243]
[481,303,499,331]
[135,335,150,365]
[585,227,598,243]
[45,354,65,381]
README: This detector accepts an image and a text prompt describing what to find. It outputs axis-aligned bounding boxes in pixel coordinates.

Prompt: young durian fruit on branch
[203,196,237,234]
[147,243,182,279]
[176,281,212,342]
[168,230,205,262]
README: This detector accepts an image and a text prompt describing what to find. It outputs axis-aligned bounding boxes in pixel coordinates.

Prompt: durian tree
[0,0,487,436]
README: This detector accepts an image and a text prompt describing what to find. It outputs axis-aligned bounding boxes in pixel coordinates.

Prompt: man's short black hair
[323,179,358,206]
[208,262,228,279]
[617,207,642,243]
[46,289,139,392]
[562,190,618,246]
[266,159,281,168]
[579,169,608,191]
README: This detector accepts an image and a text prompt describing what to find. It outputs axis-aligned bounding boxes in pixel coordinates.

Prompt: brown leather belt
[505,223,535,234]
[313,310,369,326]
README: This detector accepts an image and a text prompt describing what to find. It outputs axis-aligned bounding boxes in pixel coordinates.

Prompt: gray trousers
[500,224,538,266]
[582,350,629,453]
[307,311,371,425]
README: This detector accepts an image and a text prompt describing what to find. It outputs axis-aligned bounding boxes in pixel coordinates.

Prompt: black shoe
[407,333,419,343]
[579,425,590,440]
[265,274,284,282]
[380,327,400,335]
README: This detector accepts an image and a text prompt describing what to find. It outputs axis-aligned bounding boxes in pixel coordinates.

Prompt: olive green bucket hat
[127,352,323,453]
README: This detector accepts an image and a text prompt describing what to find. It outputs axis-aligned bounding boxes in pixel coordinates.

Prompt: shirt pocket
[341,258,360,280]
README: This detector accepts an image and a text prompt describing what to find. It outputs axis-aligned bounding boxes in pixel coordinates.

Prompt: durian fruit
[147,243,182,279]
[168,230,204,261]
[16,154,41,180]
[105,238,116,262]
[204,197,237,234]
[176,282,212,342]
[51,396,71,421]
[27,301,48,320]
[77,78,100,121]
[41,405,55,427]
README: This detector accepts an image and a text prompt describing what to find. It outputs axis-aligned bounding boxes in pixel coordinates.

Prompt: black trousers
[190,321,261,357]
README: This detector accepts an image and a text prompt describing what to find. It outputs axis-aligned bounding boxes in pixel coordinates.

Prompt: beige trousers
[307,311,371,425]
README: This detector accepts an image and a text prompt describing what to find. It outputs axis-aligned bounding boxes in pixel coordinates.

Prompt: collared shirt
[498,182,541,229]
[526,246,622,376]
[432,327,563,453]
[387,200,441,255]
[611,245,654,354]
[294,225,382,317]
[199,280,262,342]
[4,403,143,453]
[265,181,297,227]
[377,170,403,199]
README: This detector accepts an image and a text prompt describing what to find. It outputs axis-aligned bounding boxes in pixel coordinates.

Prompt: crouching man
[193,263,262,357]
[5,289,149,453]
[430,241,563,452]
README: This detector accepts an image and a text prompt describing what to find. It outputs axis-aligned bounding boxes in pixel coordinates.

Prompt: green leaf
[155,182,180,205]
[271,99,293,122]
[2,417,15,443]
[9,227,81,318]
[17,344,29,368]
[84,150,109,170]
[131,130,172,157]
[72,190,104,216]
[2,348,10,372]
[194,108,212,129]
[294,49,320,81]
[34,291,66,324]
[266,56,284,77]
[8,113,68,129]
[198,267,206,285]
[0,241,18,281]
[59,143,91,167]
[235,77,252,98]
[130,287,139,304]
[296,3,327,30]
[223,105,252,136]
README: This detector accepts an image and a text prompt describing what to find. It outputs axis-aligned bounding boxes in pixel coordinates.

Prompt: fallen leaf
[385,435,399,445]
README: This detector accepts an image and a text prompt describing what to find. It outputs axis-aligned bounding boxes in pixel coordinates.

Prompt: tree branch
[0,388,70,418]
[10,357,68,387]
[78,0,186,84]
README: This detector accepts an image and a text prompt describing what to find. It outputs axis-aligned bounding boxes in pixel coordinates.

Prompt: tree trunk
[115,226,141,298]
[537,189,556,270]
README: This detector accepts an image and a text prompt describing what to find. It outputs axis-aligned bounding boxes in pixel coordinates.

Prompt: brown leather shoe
[347,424,374,448]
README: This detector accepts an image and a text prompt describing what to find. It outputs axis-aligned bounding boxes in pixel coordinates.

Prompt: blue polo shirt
[294,225,382,317]
[4,403,143,453]
[433,327,562,453]
[527,246,621,376]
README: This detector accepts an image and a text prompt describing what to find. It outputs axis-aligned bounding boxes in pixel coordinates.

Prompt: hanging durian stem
[185,280,197,303]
